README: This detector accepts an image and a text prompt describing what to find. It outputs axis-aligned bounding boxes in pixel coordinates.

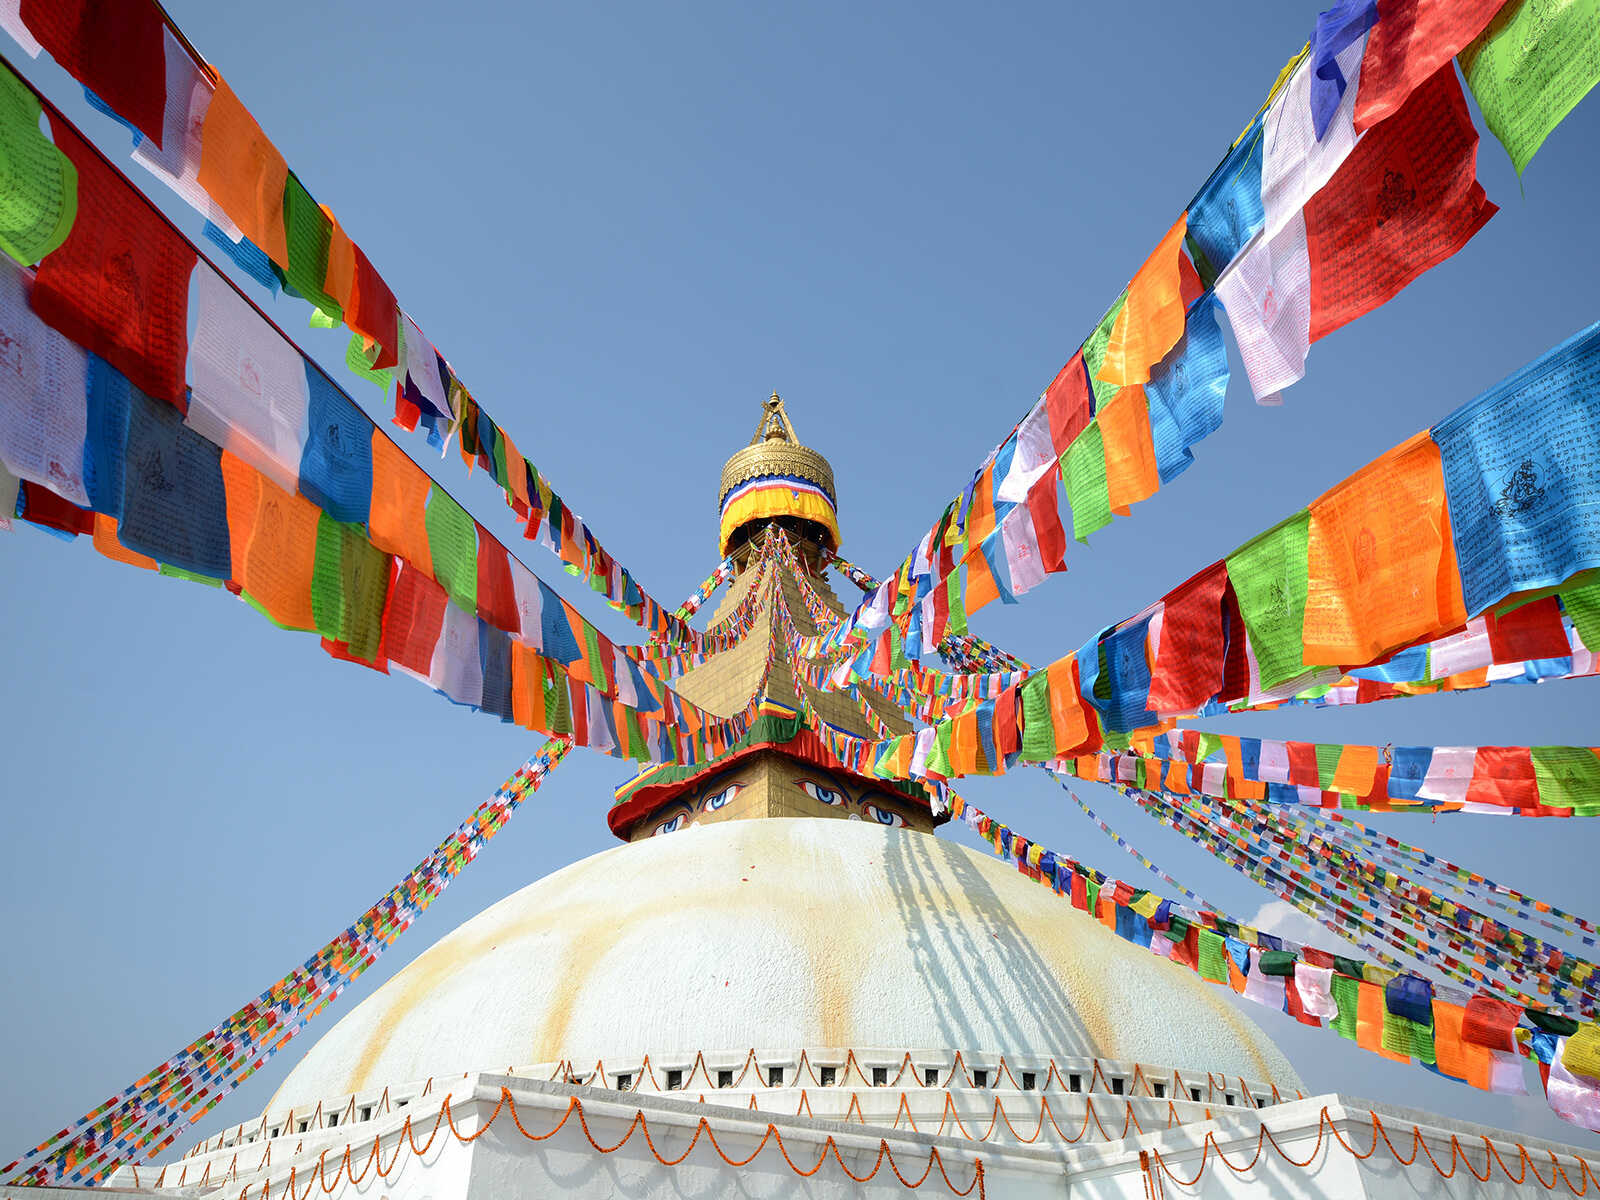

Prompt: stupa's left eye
[703,784,743,811]
[655,814,686,836]
[798,779,845,806]
[863,803,906,827]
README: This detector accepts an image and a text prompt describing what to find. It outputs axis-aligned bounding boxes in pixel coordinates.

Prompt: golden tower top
[717,393,839,556]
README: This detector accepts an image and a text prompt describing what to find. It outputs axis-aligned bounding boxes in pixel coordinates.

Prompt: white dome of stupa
[268,818,1301,1112]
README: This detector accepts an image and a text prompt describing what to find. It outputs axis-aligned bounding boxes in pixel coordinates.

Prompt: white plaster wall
[269,820,1300,1112]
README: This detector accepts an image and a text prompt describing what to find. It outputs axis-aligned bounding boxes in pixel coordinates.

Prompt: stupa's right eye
[654,814,686,836]
[798,779,845,806]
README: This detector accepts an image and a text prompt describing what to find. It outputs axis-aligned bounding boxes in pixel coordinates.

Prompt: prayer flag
[368,432,432,578]
[281,174,339,318]
[0,63,77,266]
[118,385,229,578]
[1304,431,1465,664]
[475,531,519,634]
[130,29,222,233]
[1043,351,1092,454]
[297,363,372,525]
[1143,295,1228,485]
[1260,31,1368,237]
[1098,386,1160,514]
[20,0,166,146]
[1186,114,1265,279]
[428,601,483,708]
[1353,0,1505,132]
[311,514,389,663]
[31,117,194,409]
[186,264,309,495]
[1080,293,1126,412]
[1308,2,1377,140]
[1147,561,1228,714]
[424,487,477,614]
[1225,510,1314,691]
[1460,0,1600,175]
[383,563,448,677]
[1062,420,1112,543]
[197,76,288,266]
[0,258,90,506]
[1303,65,1495,345]
[1214,210,1312,402]
[1099,215,1201,386]
[1432,320,1600,616]
[221,452,318,630]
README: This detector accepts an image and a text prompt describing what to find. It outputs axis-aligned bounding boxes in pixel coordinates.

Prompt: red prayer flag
[1465,746,1539,810]
[21,0,167,146]
[474,523,520,635]
[1147,560,1228,714]
[1486,596,1571,663]
[382,564,448,676]
[19,481,92,535]
[31,118,195,409]
[1044,351,1092,452]
[1305,65,1496,344]
[1286,741,1321,788]
[1024,473,1067,575]
[1353,0,1505,133]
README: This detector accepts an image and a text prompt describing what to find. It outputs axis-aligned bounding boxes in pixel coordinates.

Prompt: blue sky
[2,0,1598,1161]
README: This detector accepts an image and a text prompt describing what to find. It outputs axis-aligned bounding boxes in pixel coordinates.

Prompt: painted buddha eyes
[654,814,686,836]
[702,783,743,812]
[863,803,907,828]
[798,779,845,806]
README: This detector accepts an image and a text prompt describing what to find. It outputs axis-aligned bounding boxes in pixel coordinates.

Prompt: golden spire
[718,391,839,555]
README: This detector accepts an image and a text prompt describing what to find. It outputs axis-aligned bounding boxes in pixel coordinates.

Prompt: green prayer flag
[1560,580,1600,652]
[1085,878,1101,914]
[1062,423,1113,543]
[0,64,76,266]
[1224,510,1314,691]
[944,571,968,637]
[1197,928,1229,983]
[424,488,478,613]
[1258,950,1297,977]
[1314,743,1342,790]
[158,564,223,588]
[1018,670,1055,763]
[282,173,341,319]
[581,622,607,688]
[312,514,390,662]
[1081,291,1127,411]
[345,333,391,392]
[1381,1011,1436,1064]
[1194,732,1223,764]
[927,719,955,778]
[1531,746,1600,815]
[1330,974,1360,1041]
[542,669,571,736]
[1461,0,1600,175]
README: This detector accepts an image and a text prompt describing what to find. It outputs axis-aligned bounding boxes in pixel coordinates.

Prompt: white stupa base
[83,1072,1597,1200]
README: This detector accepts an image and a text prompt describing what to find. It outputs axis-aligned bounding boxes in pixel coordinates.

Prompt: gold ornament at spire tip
[719,391,837,507]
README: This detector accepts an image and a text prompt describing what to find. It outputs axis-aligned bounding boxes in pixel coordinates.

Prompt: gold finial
[752,391,799,447]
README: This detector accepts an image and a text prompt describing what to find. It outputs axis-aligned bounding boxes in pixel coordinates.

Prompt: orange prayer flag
[967,463,998,545]
[1330,744,1381,797]
[500,431,530,512]
[1099,215,1192,386]
[368,432,433,579]
[91,513,157,571]
[965,541,1001,614]
[510,642,543,730]
[1305,431,1466,665]
[1165,759,1190,793]
[220,452,318,630]
[1099,386,1160,514]
[321,205,357,315]
[949,709,979,776]
[1047,655,1097,756]
[197,76,289,267]
[1431,1001,1492,1090]
[1357,980,1411,1063]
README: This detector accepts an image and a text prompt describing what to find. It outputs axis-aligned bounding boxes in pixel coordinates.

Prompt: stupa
[99,398,1598,1200]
